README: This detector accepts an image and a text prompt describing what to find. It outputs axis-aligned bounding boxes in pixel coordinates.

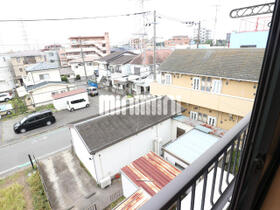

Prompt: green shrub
[34,104,55,112]
[61,76,69,83]
[28,171,51,210]
[75,74,81,80]
[11,97,27,115]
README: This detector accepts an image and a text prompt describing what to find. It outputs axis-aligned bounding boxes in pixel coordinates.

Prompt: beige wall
[162,72,257,99]
[151,82,253,117]
[11,55,45,79]
[181,102,242,130]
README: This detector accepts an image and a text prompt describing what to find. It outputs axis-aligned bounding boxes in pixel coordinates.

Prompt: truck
[0,103,13,119]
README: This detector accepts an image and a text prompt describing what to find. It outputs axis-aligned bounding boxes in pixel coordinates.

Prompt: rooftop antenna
[20,21,30,50]
[213,4,220,45]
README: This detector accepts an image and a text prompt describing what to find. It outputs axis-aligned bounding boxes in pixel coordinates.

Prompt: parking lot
[0,89,117,145]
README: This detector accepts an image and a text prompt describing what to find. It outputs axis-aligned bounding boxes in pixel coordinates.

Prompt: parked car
[14,110,56,134]
[67,98,89,112]
[87,87,99,97]
[0,103,13,119]
[0,92,13,102]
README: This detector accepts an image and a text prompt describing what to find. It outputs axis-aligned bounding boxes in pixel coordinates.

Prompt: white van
[67,98,90,112]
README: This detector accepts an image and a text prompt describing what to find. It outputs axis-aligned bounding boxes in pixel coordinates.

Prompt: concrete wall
[91,118,173,183]
[70,63,97,77]
[70,128,97,180]
[121,172,138,198]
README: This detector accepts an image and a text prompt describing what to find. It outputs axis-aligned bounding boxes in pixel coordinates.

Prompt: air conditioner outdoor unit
[153,138,163,155]
[100,176,111,189]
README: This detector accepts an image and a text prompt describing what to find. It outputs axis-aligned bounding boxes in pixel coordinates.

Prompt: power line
[0,11,150,22]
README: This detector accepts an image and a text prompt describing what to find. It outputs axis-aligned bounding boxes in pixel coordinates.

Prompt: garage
[52,88,88,111]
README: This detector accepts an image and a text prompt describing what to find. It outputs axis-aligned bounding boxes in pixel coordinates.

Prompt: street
[0,89,111,145]
[0,126,71,176]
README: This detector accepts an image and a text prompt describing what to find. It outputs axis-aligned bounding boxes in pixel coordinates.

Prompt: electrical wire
[0,11,151,22]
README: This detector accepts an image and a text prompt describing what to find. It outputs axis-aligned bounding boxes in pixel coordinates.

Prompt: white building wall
[70,128,97,180]
[92,118,173,183]
[163,151,189,169]
[121,172,138,198]
[53,92,88,111]
[25,69,61,85]
[70,63,96,77]
[0,56,15,92]
[30,84,69,107]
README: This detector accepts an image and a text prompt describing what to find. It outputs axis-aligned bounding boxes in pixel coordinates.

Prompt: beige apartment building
[10,51,45,85]
[151,48,265,130]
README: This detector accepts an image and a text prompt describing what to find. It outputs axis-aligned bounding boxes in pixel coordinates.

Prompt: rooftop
[26,81,67,91]
[72,96,184,154]
[163,129,219,165]
[52,88,86,100]
[129,49,172,65]
[9,50,44,58]
[97,51,137,63]
[114,188,151,210]
[159,48,265,81]
[121,152,181,196]
[25,62,59,72]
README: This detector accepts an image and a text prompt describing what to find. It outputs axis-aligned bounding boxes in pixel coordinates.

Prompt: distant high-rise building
[193,27,211,43]
[129,38,148,50]
[64,32,110,65]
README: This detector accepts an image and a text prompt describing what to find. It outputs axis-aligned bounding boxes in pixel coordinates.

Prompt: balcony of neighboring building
[150,81,254,117]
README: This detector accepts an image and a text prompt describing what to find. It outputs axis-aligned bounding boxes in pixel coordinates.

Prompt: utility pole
[197,21,201,49]
[79,38,88,81]
[153,10,156,81]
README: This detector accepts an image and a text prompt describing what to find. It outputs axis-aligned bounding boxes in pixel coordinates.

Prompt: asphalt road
[0,126,71,176]
[0,89,113,145]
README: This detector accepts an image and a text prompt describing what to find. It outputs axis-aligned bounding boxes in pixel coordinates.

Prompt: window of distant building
[190,111,198,120]
[207,116,217,126]
[16,57,20,63]
[192,77,200,90]
[102,43,106,47]
[19,68,23,72]
[103,50,106,54]
[212,79,222,94]
[39,73,50,81]
[87,62,92,66]
[165,74,172,85]
[49,52,54,56]
[201,77,212,92]
[50,60,55,63]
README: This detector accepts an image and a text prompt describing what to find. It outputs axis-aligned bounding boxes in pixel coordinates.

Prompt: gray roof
[59,67,74,75]
[110,55,137,65]
[26,81,67,91]
[97,51,137,63]
[159,49,265,81]
[9,50,44,58]
[73,97,184,154]
[25,62,59,72]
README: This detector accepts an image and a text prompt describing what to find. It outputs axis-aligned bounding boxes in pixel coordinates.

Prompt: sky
[0,0,273,52]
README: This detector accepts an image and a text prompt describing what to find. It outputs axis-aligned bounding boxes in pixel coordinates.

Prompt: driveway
[40,150,122,210]
[0,89,118,145]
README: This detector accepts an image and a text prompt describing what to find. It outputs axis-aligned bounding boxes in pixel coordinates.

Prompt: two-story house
[150,48,265,130]
[24,62,61,86]
[9,51,45,86]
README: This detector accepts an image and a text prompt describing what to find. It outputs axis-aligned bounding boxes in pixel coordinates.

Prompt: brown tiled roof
[52,88,86,100]
[159,48,265,81]
[129,49,173,65]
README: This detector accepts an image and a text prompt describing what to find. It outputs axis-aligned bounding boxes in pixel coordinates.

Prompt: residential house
[164,35,190,47]
[65,33,110,64]
[23,62,61,86]
[59,67,75,80]
[43,50,61,67]
[69,97,184,185]
[69,57,98,79]
[0,56,15,92]
[26,81,74,107]
[9,51,45,85]
[150,48,265,130]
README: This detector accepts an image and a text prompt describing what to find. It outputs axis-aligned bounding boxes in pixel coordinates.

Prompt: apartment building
[64,33,110,65]
[9,51,45,85]
[150,48,265,130]
[164,35,190,47]
[193,27,211,43]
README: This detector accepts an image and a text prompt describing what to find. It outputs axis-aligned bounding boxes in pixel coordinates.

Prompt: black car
[14,110,56,134]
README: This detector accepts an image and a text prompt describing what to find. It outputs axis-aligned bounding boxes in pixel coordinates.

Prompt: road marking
[0,145,72,176]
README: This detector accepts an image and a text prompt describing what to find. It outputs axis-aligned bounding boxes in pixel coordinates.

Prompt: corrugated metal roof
[25,62,59,72]
[52,88,86,100]
[114,188,151,210]
[163,129,219,165]
[121,152,181,196]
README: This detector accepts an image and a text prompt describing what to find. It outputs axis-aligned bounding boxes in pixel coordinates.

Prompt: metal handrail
[140,113,251,210]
